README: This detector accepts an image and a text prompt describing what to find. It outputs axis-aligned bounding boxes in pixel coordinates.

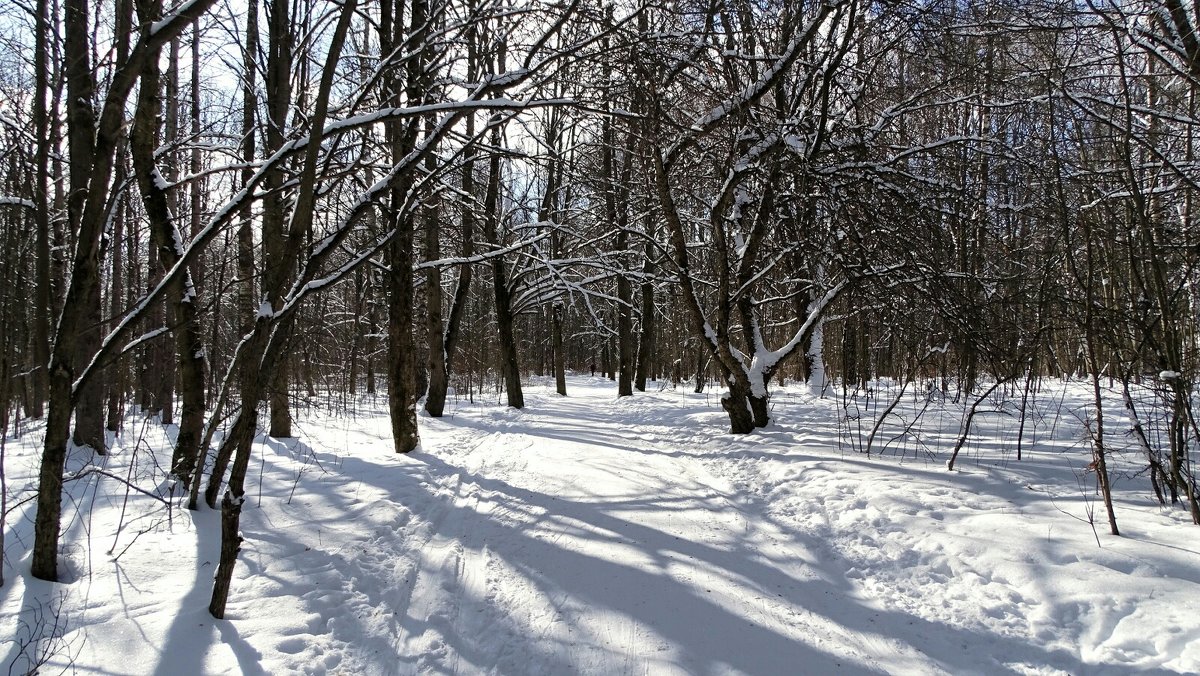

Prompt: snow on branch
[664,1,845,166]
[0,197,35,210]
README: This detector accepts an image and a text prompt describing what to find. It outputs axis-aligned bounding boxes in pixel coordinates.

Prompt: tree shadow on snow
[335,443,1094,675]
[183,391,1186,675]
[153,506,265,676]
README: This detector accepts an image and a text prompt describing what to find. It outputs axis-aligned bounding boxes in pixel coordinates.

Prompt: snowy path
[3,377,1198,674]
[230,380,1197,675]
[383,405,903,675]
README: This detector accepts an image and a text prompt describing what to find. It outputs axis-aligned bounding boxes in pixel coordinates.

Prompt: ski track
[3,378,1199,674]
[239,382,1198,675]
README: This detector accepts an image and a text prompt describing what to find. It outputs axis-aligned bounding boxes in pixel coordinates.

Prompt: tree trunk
[604,118,634,397]
[1168,379,1200,524]
[602,341,613,382]
[32,0,101,580]
[263,0,293,438]
[129,36,208,488]
[749,389,769,428]
[106,170,127,433]
[553,303,567,395]
[65,0,105,454]
[208,486,245,618]
[237,0,259,397]
[423,115,448,417]
[444,109,477,376]
[807,318,828,397]
[29,0,52,420]
[615,265,634,397]
[720,378,756,434]
[32,371,72,580]
[490,255,524,408]
[383,0,422,450]
[1087,365,1120,536]
[634,211,655,392]
[480,90,523,408]
[207,403,258,616]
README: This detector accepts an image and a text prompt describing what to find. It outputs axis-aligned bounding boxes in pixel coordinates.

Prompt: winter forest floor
[1,375,1198,675]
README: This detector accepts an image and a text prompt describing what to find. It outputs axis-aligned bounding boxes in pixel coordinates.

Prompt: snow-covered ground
[2,376,1198,674]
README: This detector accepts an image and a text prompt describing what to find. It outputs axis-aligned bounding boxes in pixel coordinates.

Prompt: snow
[149,0,207,35]
[2,377,1198,674]
[807,319,828,397]
[0,197,36,209]
[151,168,172,192]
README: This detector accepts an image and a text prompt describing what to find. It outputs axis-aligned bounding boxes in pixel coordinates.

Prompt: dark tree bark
[29,0,53,420]
[423,116,448,417]
[64,0,105,455]
[553,303,567,395]
[105,0,133,434]
[32,0,101,581]
[105,148,128,433]
[189,23,205,301]
[72,285,105,452]
[263,0,293,438]
[156,36,181,427]
[238,0,259,378]
[634,208,655,392]
[483,177,523,409]
[631,7,655,394]
[603,119,634,398]
[383,0,422,450]
[129,15,208,489]
[440,111,477,396]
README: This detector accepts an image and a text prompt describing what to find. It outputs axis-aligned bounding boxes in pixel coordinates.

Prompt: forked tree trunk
[207,402,258,617]
[720,377,756,434]
[946,377,1008,473]
[188,0,246,504]
[383,0,424,449]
